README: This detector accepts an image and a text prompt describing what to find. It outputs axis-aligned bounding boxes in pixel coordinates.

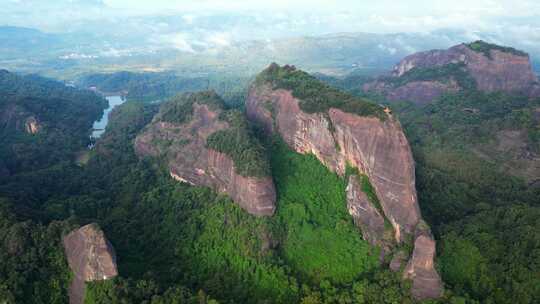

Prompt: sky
[3,0,540,32]
[1,0,539,51]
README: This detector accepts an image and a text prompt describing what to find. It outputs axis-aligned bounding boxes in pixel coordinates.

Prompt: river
[90,95,126,139]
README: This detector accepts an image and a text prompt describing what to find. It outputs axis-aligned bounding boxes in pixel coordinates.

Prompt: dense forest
[77,71,250,108]
[1,65,539,304]
[320,68,540,303]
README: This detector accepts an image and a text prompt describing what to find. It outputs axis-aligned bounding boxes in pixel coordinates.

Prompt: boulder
[63,223,118,304]
[403,222,443,300]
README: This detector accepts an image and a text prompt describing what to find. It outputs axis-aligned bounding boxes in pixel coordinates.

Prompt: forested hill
[0,70,107,176]
[77,71,250,108]
[317,43,540,303]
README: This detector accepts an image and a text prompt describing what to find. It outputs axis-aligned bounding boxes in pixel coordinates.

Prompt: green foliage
[158,91,225,124]
[0,199,74,304]
[270,139,379,284]
[466,40,528,59]
[206,110,271,177]
[385,63,477,91]
[0,70,107,175]
[257,63,386,120]
[78,71,250,108]
[85,277,219,304]
[438,205,540,303]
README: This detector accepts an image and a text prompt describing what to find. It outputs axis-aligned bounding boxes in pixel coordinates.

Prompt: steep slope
[247,64,442,299]
[135,91,276,216]
[363,41,540,104]
[0,70,107,175]
[63,224,118,304]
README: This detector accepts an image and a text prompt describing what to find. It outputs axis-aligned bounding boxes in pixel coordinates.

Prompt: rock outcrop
[63,223,118,304]
[363,41,540,103]
[247,64,442,299]
[135,92,276,216]
[403,222,444,299]
[247,84,419,239]
[24,116,40,134]
[346,175,393,256]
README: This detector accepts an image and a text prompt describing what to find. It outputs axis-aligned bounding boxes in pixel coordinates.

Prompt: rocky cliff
[63,223,118,304]
[363,40,540,104]
[247,64,442,299]
[135,91,276,216]
[403,222,443,299]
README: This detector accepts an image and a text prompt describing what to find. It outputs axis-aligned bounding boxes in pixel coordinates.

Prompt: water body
[91,95,126,139]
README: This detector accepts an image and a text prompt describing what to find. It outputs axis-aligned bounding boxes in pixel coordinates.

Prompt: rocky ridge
[247,64,443,299]
[135,91,276,216]
[363,40,540,104]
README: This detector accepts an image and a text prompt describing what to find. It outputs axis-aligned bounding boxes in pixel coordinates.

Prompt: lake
[90,95,126,139]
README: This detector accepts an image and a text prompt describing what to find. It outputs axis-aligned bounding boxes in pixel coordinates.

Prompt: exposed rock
[248,66,441,298]
[247,85,420,240]
[363,80,460,105]
[63,223,118,304]
[389,250,408,272]
[135,97,276,216]
[346,175,392,255]
[24,116,40,134]
[364,41,540,103]
[403,222,443,300]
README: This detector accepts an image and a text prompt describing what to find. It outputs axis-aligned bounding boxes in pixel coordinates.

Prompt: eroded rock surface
[24,116,40,134]
[364,42,540,103]
[346,176,392,256]
[247,77,443,299]
[247,85,419,239]
[135,100,276,216]
[363,80,460,105]
[403,223,444,300]
[63,224,118,304]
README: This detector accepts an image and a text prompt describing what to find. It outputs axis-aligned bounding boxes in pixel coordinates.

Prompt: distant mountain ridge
[363,41,540,104]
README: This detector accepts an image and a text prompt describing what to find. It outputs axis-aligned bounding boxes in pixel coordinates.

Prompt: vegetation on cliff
[158,91,225,124]
[256,63,386,120]
[206,110,271,177]
[156,91,271,178]
[466,40,528,59]
[387,63,477,91]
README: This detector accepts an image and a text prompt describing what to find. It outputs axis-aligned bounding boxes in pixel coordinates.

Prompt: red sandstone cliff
[363,41,540,103]
[63,224,118,304]
[135,97,276,217]
[247,75,442,299]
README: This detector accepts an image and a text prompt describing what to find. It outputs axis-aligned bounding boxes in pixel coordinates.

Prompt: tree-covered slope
[0,70,107,175]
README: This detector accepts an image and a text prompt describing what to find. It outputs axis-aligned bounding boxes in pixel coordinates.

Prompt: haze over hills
[1,1,540,304]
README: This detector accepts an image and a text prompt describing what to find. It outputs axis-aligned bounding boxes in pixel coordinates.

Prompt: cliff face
[135,96,276,216]
[403,223,443,299]
[363,80,460,105]
[247,70,442,299]
[247,85,419,239]
[364,41,540,103]
[63,224,118,304]
[346,176,392,256]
